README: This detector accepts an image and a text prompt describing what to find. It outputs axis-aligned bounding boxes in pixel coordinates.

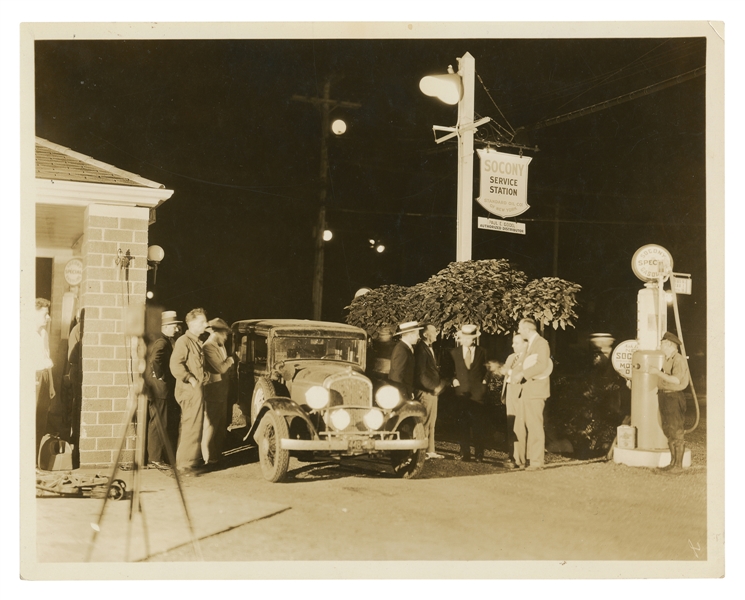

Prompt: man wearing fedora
[511,318,552,471]
[389,321,423,399]
[144,310,181,467]
[655,331,690,472]
[202,318,235,466]
[448,324,489,462]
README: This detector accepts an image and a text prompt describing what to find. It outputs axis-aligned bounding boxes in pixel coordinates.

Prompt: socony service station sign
[476,148,533,218]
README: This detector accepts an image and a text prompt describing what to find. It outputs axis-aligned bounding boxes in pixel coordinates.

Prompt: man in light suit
[511,318,552,471]
[448,324,489,462]
[388,321,423,399]
[415,324,445,459]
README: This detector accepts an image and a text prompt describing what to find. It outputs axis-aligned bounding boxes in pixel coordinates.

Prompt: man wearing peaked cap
[143,310,181,467]
[447,324,489,462]
[655,331,690,472]
[202,317,235,466]
[206,317,231,332]
[388,321,422,398]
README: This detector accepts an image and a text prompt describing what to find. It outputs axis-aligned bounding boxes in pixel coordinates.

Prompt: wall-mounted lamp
[115,248,133,270]
[147,245,165,284]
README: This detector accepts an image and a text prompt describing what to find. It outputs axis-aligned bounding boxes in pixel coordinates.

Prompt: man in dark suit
[415,324,445,459]
[388,321,423,398]
[144,310,181,467]
[511,318,552,470]
[448,324,489,462]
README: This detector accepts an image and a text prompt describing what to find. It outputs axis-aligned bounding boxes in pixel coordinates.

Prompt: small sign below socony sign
[476,148,532,218]
[477,217,526,235]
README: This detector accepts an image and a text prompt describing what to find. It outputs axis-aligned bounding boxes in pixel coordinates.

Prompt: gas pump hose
[670,279,700,434]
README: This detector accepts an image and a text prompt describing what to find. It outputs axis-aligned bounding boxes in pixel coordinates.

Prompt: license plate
[349,439,364,451]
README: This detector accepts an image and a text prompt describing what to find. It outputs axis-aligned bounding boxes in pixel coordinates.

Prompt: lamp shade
[147,245,165,263]
[419,73,463,105]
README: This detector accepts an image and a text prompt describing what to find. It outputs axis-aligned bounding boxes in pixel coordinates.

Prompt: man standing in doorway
[169,308,208,474]
[34,298,55,463]
[144,310,181,467]
[655,331,690,472]
[511,318,552,471]
[388,321,423,399]
[415,323,445,460]
[448,324,488,462]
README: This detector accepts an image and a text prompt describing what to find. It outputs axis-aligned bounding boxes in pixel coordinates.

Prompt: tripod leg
[152,405,203,560]
[85,388,139,562]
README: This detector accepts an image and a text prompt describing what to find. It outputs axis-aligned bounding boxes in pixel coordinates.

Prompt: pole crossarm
[432,116,491,144]
[292,94,362,111]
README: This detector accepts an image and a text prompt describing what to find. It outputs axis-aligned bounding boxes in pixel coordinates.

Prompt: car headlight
[375,385,401,409]
[305,386,330,409]
[330,408,351,430]
[363,408,384,430]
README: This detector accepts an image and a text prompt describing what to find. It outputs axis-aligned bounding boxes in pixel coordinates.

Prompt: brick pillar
[79,204,150,467]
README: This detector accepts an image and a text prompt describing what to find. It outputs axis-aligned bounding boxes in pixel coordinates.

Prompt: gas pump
[612,244,697,468]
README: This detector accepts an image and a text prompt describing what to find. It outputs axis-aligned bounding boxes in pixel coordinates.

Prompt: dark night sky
[34,36,707,359]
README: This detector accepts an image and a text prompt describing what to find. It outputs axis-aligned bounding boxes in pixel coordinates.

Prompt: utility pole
[293,82,361,320]
[456,52,476,262]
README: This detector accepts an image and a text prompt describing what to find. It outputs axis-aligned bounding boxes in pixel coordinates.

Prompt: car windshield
[273,336,365,367]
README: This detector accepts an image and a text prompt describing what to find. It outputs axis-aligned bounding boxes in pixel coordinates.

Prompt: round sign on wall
[631,244,673,282]
[611,339,639,380]
[64,258,83,286]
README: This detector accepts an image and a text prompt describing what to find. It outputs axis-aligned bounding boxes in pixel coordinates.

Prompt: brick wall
[79,204,150,467]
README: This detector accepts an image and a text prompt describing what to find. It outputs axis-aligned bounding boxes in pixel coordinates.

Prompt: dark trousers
[456,396,488,458]
[659,391,686,442]
[147,395,169,464]
[36,370,51,463]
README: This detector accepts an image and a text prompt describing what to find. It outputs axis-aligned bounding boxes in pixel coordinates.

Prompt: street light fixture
[323,229,333,241]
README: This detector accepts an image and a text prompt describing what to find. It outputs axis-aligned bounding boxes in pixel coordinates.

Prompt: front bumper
[281,437,427,452]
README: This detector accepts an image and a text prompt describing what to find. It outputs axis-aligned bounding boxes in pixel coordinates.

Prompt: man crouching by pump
[655,331,690,472]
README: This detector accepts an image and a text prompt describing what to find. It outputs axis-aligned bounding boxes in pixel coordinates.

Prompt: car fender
[385,400,427,431]
[243,397,318,442]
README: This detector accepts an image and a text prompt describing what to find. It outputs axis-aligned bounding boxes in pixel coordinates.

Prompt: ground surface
[145,412,708,562]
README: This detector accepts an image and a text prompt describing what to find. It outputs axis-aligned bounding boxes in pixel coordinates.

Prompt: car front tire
[390,420,426,479]
[257,410,291,483]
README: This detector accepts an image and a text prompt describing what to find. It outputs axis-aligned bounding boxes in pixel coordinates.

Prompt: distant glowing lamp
[323,229,333,241]
[376,244,385,253]
[354,287,372,298]
[146,291,154,300]
[331,119,347,135]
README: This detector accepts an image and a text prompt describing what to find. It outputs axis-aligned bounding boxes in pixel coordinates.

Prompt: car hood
[284,362,368,405]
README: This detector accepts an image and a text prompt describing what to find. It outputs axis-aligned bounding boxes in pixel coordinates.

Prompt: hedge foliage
[345,259,581,338]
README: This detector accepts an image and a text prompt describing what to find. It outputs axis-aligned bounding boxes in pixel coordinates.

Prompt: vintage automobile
[230,319,428,482]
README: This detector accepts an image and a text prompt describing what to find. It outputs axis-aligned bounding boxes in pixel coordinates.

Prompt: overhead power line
[520,66,705,133]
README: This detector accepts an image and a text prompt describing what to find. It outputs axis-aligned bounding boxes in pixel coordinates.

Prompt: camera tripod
[86,334,202,562]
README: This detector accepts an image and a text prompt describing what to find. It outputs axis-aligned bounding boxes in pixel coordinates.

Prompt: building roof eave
[35,178,174,209]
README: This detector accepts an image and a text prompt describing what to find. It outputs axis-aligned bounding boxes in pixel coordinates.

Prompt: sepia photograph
[16,14,729,583]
